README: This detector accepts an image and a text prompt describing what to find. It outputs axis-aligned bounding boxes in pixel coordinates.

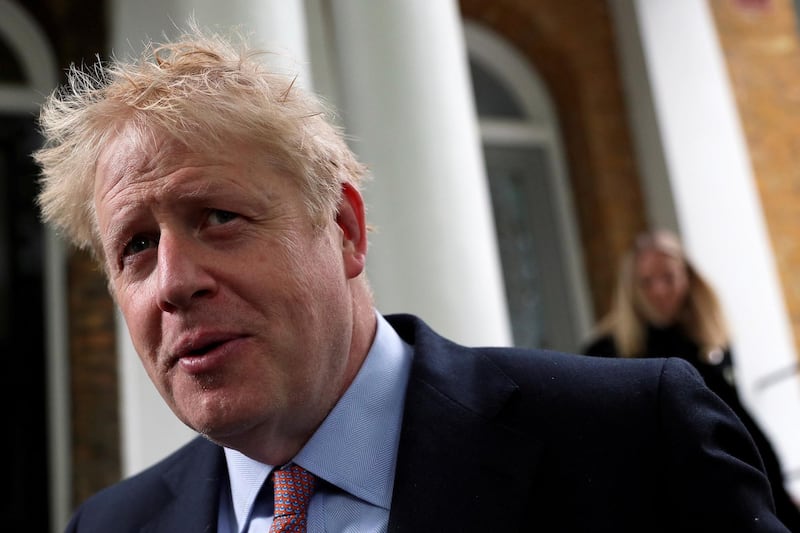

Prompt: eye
[122,234,159,258]
[206,209,239,226]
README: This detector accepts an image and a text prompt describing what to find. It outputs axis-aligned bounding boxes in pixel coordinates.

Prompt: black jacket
[65,314,787,532]
[584,324,800,531]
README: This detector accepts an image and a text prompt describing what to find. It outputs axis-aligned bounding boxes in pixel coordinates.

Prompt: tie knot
[270,464,316,532]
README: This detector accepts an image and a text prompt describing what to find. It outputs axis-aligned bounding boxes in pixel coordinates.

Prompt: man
[35,25,790,532]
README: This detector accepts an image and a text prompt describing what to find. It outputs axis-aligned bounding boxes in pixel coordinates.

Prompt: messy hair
[594,229,729,362]
[33,23,367,257]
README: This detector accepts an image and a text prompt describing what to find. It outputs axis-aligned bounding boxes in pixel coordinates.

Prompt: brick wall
[710,0,800,360]
[67,248,120,506]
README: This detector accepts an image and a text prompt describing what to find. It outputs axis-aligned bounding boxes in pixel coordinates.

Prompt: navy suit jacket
[65,314,789,532]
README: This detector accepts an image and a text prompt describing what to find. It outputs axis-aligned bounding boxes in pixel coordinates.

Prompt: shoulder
[387,314,783,529]
[386,312,700,421]
[387,312,753,462]
[65,437,222,531]
[479,343,704,416]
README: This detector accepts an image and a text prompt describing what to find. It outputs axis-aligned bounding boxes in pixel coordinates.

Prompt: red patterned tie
[269,464,317,533]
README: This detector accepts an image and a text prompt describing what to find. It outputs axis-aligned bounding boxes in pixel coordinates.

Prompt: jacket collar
[142,437,225,533]
[385,314,543,531]
[134,314,543,532]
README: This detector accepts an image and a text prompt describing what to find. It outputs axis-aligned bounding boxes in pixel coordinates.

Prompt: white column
[111,0,311,86]
[611,0,800,498]
[110,0,311,476]
[327,0,512,347]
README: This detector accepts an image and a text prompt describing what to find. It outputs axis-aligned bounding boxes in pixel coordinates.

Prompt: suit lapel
[142,437,226,533]
[386,315,544,531]
[132,316,543,532]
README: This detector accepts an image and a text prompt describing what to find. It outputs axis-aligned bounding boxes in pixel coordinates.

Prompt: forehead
[635,249,685,275]
[94,127,278,206]
[96,128,199,194]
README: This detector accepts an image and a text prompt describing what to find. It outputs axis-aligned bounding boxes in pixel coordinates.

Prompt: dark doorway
[1,113,50,531]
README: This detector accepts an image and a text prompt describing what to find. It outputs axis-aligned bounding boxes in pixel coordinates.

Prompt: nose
[156,231,217,312]
[650,280,670,298]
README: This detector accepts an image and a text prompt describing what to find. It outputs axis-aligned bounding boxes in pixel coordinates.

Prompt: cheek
[639,286,659,307]
[286,233,345,288]
[664,281,688,307]
[676,279,690,299]
[115,281,160,355]
[670,289,685,303]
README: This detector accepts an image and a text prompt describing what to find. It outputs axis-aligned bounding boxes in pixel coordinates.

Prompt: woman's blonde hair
[33,22,367,259]
[595,229,729,361]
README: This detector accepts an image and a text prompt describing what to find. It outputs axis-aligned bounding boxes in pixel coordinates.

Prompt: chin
[648,313,676,328]
[188,415,243,443]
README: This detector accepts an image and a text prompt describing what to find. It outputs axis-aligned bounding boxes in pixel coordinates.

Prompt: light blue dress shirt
[217,312,413,533]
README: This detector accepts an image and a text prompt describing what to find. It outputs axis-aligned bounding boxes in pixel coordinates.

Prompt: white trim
[0,85,47,112]
[43,230,71,533]
[464,20,594,343]
[0,4,67,532]
[465,22,558,127]
[0,3,58,94]
[479,119,554,145]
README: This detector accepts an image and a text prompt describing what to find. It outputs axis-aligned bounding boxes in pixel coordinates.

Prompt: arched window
[0,4,64,531]
[465,21,592,351]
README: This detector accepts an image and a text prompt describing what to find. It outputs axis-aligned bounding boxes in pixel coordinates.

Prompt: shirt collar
[295,311,413,508]
[223,311,413,523]
[223,450,272,530]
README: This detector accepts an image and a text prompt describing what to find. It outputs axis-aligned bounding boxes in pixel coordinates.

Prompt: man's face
[94,130,365,459]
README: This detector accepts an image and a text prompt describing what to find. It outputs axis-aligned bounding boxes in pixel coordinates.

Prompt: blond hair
[33,23,367,258]
[594,229,729,362]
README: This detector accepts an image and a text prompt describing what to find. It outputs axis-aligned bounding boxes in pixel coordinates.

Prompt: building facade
[2,1,799,531]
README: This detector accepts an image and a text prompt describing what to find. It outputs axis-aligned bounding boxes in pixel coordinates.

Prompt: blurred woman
[583,229,800,530]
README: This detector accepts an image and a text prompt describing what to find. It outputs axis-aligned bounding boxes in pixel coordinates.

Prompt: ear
[335,182,368,279]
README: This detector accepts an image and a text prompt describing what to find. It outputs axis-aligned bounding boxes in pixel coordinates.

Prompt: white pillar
[111,0,311,87]
[327,0,512,347]
[611,0,800,498]
[109,0,311,476]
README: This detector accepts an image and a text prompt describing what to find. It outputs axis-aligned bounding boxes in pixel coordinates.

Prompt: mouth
[186,340,226,356]
[170,332,247,374]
